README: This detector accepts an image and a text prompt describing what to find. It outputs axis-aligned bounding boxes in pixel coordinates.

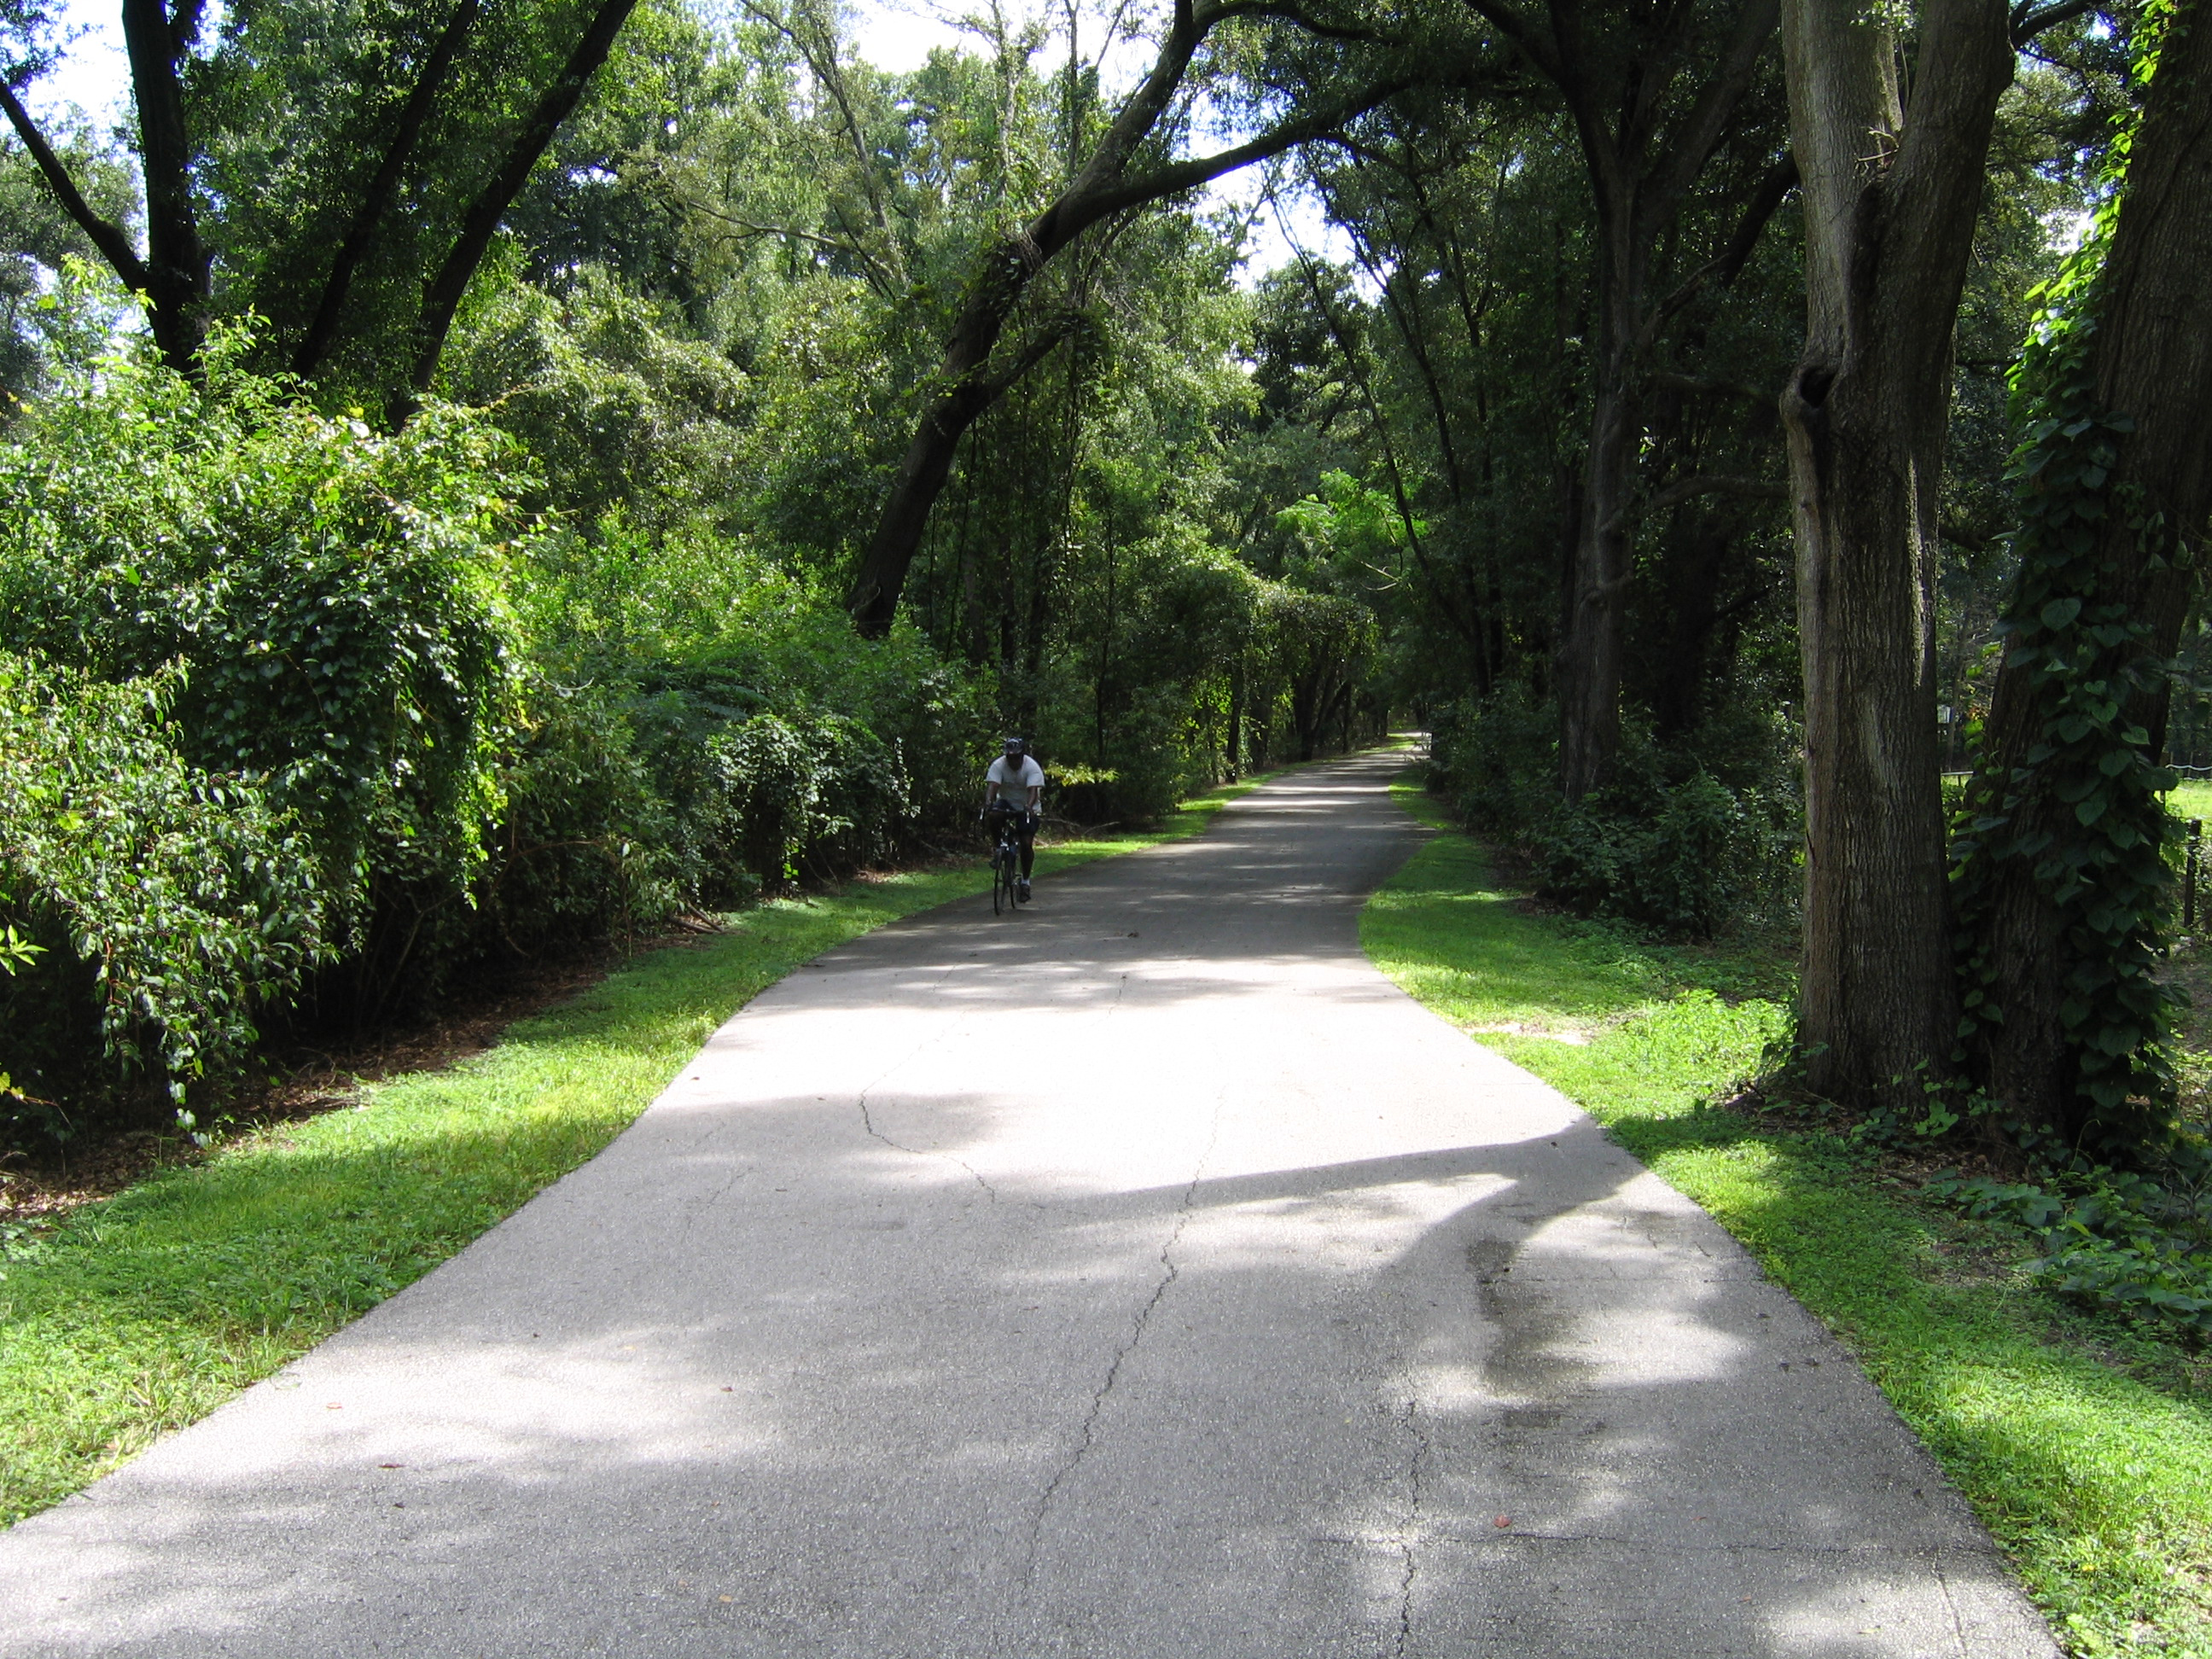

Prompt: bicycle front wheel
[992,849,1012,915]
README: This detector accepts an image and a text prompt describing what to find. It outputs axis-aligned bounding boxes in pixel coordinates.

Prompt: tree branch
[1650,368,1768,399]
[1066,73,1412,230]
[1648,149,1799,330]
[731,0,903,271]
[980,308,1085,400]
[686,196,900,291]
[1641,0,1781,216]
[1196,0,1389,43]
[393,0,643,422]
[294,0,480,378]
[2010,0,2096,46]
[1459,0,1563,84]
[0,80,148,291]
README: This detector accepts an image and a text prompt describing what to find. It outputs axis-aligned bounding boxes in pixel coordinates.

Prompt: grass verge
[1365,776,2212,1659]
[0,779,1261,1528]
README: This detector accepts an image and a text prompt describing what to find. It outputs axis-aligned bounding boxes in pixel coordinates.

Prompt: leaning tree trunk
[842,3,1408,637]
[1965,0,2212,1145]
[1778,0,2011,1111]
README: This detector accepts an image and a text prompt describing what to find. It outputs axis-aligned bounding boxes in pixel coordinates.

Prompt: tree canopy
[3,0,2211,1173]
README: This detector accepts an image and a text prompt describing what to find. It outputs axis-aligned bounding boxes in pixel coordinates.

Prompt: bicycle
[986,806,1030,916]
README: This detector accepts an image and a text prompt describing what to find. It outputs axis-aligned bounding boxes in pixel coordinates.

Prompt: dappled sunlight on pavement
[0,753,2055,1656]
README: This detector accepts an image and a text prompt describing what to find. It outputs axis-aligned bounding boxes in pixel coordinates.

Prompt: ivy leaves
[1951,213,2183,1145]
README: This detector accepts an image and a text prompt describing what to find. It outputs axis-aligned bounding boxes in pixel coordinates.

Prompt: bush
[1429,690,1799,940]
[0,330,518,943]
[0,657,326,1132]
[0,332,999,1141]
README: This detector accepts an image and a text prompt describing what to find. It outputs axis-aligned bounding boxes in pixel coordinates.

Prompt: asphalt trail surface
[0,752,2056,1657]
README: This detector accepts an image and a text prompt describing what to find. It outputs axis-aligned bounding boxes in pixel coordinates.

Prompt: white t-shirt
[987,755,1045,806]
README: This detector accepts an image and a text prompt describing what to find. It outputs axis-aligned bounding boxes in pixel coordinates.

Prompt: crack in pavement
[1937,1566,1971,1658]
[849,961,1000,1202]
[678,1163,751,1237]
[858,1086,998,1202]
[1021,1087,1225,1588]
[1390,1398,1428,1659]
[855,970,1131,1202]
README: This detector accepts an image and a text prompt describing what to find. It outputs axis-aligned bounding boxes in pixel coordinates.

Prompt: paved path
[0,753,2054,1658]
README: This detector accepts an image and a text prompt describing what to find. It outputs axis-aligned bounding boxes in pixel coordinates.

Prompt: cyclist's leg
[1016,814,1037,878]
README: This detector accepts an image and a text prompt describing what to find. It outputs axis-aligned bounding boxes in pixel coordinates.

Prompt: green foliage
[0,293,1013,1134]
[0,656,326,1125]
[1429,691,1799,940]
[0,325,517,923]
[1951,12,2189,1153]
[1931,1138,2212,1341]
[1,116,138,415]
[438,274,752,534]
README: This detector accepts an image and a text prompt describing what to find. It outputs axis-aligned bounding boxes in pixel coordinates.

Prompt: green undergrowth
[1365,776,2212,1658]
[0,776,1265,1528]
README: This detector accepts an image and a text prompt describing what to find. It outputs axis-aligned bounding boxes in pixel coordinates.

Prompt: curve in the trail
[0,752,2055,1658]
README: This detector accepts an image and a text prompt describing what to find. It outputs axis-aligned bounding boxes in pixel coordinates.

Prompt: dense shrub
[0,341,996,1142]
[1430,691,1799,940]
[0,657,325,1131]
[0,332,516,934]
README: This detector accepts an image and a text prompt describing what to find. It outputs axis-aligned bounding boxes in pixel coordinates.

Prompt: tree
[1,122,136,411]
[0,0,643,405]
[1777,0,2057,1111]
[1959,0,2212,1149]
[842,0,1415,636]
[1459,0,1792,798]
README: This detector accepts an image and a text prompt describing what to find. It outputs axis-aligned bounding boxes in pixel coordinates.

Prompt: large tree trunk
[1779,0,2011,1110]
[1967,0,2212,1142]
[1557,214,1644,798]
[120,0,212,377]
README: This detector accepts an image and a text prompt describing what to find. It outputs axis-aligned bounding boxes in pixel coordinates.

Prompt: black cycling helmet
[1002,736,1027,758]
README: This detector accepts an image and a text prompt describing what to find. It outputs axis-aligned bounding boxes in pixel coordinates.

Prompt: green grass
[2169,780,2212,829]
[0,781,1260,1527]
[1365,777,2212,1659]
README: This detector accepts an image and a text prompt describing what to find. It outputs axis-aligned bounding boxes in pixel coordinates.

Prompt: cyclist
[981,736,1044,902]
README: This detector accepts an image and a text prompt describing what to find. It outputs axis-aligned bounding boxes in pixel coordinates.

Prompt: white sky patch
[22,0,130,127]
[32,0,1352,287]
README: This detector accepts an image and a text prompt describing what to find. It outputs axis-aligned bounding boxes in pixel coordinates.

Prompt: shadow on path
[0,753,2055,1658]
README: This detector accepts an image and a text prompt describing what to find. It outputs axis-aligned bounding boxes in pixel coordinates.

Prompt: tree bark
[845,4,1409,635]
[1778,0,2011,1110]
[1969,0,2212,1139]
[119,0,211,376]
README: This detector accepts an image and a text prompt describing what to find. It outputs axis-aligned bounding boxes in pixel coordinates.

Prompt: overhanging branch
[294,0,481,378]
[0,80,148,291]
[1074,73,1413,227]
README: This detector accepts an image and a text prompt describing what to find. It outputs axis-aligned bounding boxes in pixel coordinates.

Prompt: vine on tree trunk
[1952,3,2192,1152]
